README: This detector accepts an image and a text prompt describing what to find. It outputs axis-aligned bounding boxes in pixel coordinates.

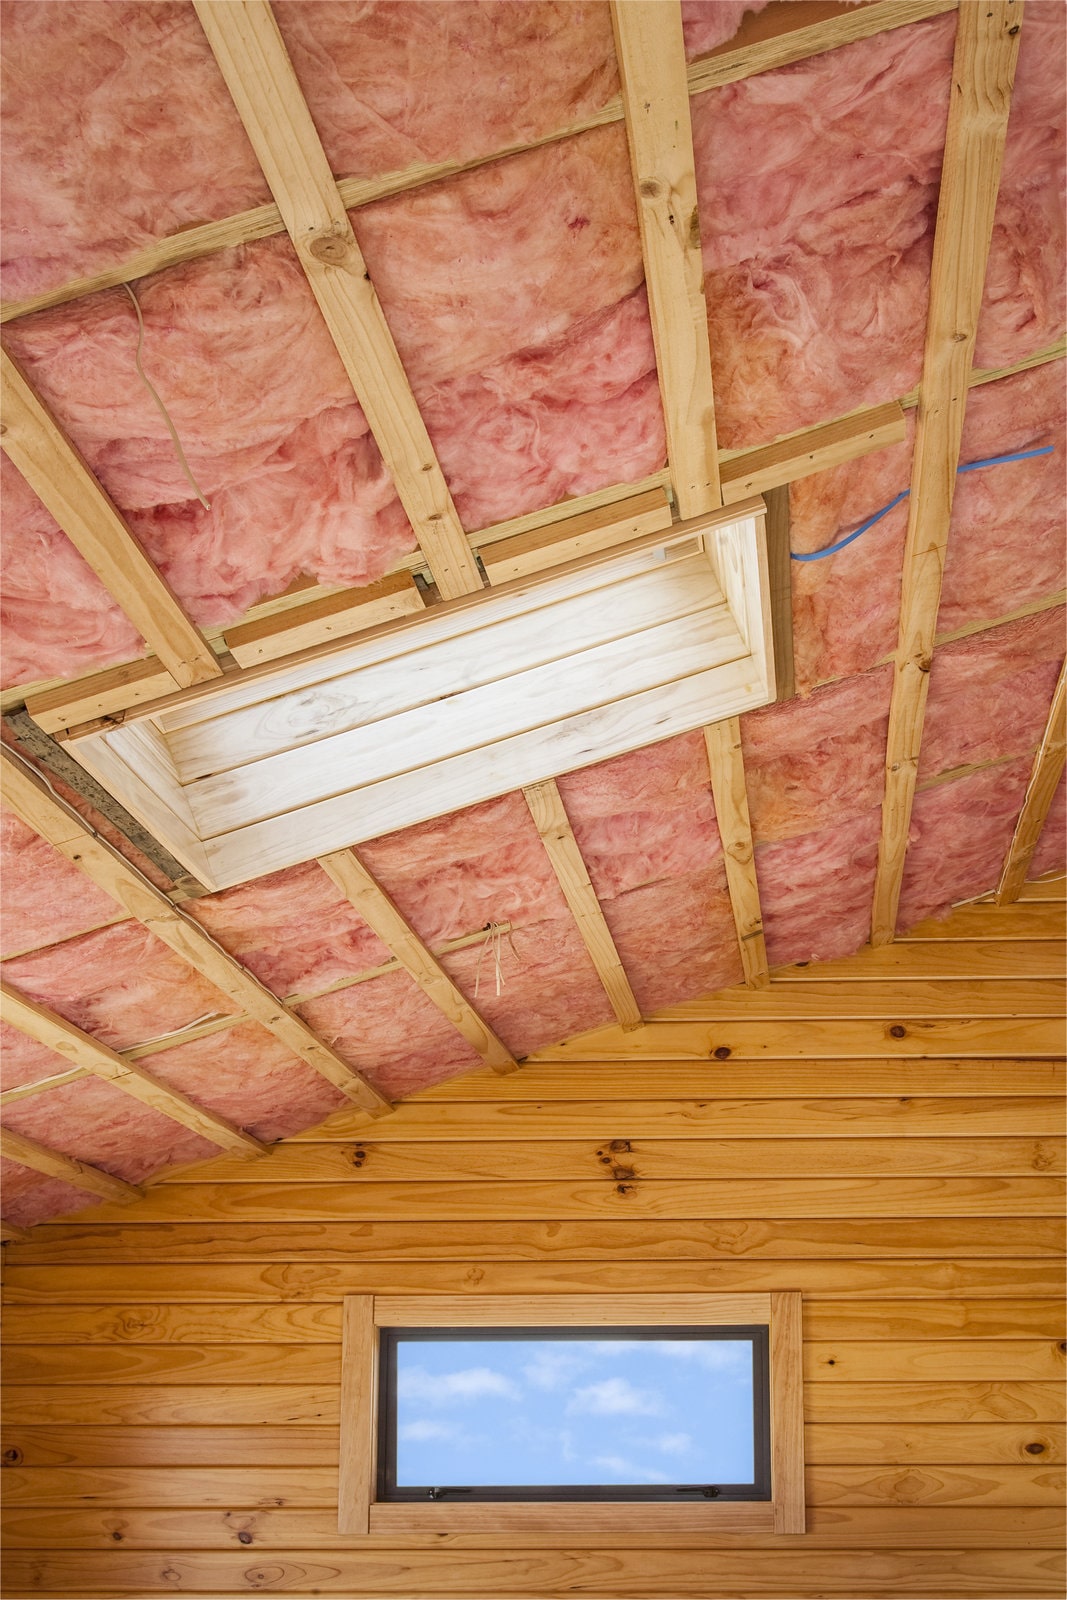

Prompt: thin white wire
[122,282,211,510]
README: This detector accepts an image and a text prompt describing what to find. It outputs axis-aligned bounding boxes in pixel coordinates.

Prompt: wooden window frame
[339,1292,804,1536]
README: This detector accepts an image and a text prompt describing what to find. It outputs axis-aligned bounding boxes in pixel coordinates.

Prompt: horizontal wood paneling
[1,899,1062,1597]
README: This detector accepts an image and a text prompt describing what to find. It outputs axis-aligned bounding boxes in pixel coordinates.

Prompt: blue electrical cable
[790,445,1054,562]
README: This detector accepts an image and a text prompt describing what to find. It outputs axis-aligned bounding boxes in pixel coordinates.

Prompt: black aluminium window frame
[377,1323,771,1503]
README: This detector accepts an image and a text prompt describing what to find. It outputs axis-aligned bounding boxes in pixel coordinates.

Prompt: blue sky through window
[394,1334,755,1488]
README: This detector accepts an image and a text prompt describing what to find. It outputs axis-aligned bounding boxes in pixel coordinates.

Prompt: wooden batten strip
[224,573,425,668]
[870,0,1022,946]
[612,0,720,514]
[719,401,907,505]
[997,665,1067,904]
[193,0,482,601]
[704,718,770,987]
[763,486,795,703]
[523,779,642,1030]
[0,1127,141,1207]
[0,982,266,1157]
[0,747,391,1115]
[317,851,518,1075]
[0,351,221,691]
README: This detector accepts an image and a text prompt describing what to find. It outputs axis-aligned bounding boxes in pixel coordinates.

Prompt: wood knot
[639,179,662,199]
[712,1046,732,1060]
[1025,1441,1046,1454]
[609,1139,632,1154]
[238,1530,254,1545]
[1,1447,22,1465]
[309,232,351,265]
[888,1024,907,1039]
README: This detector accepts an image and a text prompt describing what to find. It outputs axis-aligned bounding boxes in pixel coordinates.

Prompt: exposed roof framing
[0,981,266,1156]
[996,665,1067,905]
[871,0,1023,946]
[0,1,958,328]
[718,401,907,506]
[523,779,642,1032]
[193,0,483,601]
[317,850,519,1075]
[0,350,222,691]
[0,746,392,1116]
[611,0,720,513]
[0,1125,142,1207]
[704,720,769,989]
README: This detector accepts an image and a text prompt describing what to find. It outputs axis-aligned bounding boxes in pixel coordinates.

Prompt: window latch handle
[427,1487,472,1499]
[675,1485,720,1498]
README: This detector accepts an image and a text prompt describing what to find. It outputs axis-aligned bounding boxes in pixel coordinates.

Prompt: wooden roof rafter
[193,0,483,602]
[996,664,1066,904]
[0,1126,142,1207]
[0,746,392,1116]
[0,981,267,1157]
[871,0,1024,946]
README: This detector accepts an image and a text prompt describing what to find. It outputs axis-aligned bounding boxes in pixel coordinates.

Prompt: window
[339,1294,803,1535]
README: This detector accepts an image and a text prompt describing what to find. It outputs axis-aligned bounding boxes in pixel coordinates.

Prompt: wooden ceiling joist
[718,401,907,506]
[0,350,221,691]
[704,719,770,988]
[0,981,266,1157]
[193,0,483,602]
[0,747,392,1116]
[317,851,519,1075]
[612,0,721,514]
[0,1126,141,1207]
[523,778,642,1032]
[996,664,1066,905]
[870,0,1023,946]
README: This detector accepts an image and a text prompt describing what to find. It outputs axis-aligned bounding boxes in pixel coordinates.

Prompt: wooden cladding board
[1,904,1063,1596]
[60,508,773,891]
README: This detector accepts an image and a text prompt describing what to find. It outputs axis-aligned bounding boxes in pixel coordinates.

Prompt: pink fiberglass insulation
[975,1,1066,369]
[1031,773,1066,880]
[0,807,125,957]
[440,916,613,1059]
[359,792,572,945]
[692,14,955,449]
[189,860,391,1000]
[897,757,1034,931]
[681,1,771,58]
[0,1,267,303]
[919,609,1067,783]
[299,971,483,1099]
[939,363,1066,636]
[0,455,144,687]
[0,921,239,1052]
[0,1022,69,1092]
[275,2,619,179]
[596,869,742,1017]
[137,1021,346,1142]
[741,666,892,842]
[788,416,915,693]
[0,1157,93,1228]
[757,807,881,968]
[0,1077,218,1183]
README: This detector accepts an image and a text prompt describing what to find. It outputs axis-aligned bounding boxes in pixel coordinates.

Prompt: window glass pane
[393,1333,756,1488]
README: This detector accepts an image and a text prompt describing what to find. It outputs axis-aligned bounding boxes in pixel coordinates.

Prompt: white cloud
[522,1349,591,1391]
[397,1364,521,1406]
[650,1431,693,1456]
[567,1377,664,1417]
[592,1453,670,1484]
[398,1419,459,1442]
[649,1340,749,1372]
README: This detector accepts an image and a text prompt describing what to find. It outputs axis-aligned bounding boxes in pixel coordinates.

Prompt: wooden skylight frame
[339,1293,804,1537]
[56,500,773,893]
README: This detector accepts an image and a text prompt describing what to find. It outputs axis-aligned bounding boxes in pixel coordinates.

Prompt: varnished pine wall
[1,888,1065,1598]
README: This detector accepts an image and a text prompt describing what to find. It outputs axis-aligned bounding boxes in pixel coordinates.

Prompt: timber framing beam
[317,851,518,1075]
[0,350,221,690]
[704,719,770,988]
[523,779,642,1031]
[193,0,482,601]
[996,664,1066,904]
[0,981,266,1156]
[870,0,1023,946]
[0,747,392,1116]
[0,1126,142,1206]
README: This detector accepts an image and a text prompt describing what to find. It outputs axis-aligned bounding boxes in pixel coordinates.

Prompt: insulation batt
[681,1,771,58]
[0,1077,217,1185]
[1031,774,1066,880]
[740,667,892,842]
[595,869,742,1017]
[0,807,125,957]
[757,807,882,969]
[897,757,1034,931]
[0,1022,70,1093]
[0,1157,92,1229]
[0,922,240,1051]
[0,1,621,303]
[133,1022,346,1143]
[919,609,1067,783]
[692,15,955,448]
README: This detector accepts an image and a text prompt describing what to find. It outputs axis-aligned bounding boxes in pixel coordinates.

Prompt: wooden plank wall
[1,888,1064,1599]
